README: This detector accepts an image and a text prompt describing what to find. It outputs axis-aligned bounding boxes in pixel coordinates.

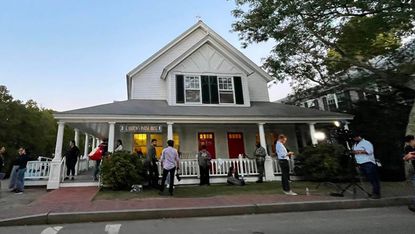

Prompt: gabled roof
[160,36,254,80]
[126,21,273,99]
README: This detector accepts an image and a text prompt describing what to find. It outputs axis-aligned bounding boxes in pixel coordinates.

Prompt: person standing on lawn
[254,142,266,183]
[198,144,211,186]
[351,132,381,199]
[159,140,180,196]
[147,139,160,188]
[276,134,297,195]
[403,135,415,211]
[94,139,108,181]
[64,140,80,181]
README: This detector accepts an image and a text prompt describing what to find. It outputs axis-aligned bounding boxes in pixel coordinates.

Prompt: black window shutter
[234,76,244,104]
[176,75,184,104]
[201,76,210,104]
[209,76,219,104]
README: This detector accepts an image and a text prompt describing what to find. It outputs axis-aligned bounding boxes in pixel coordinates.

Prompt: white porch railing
[24,159,52,186]
[157,156,264,184]
[272,158,295,174]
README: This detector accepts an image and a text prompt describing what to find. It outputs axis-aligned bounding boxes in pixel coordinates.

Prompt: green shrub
[100,151,145,190]
[294,143,350,181]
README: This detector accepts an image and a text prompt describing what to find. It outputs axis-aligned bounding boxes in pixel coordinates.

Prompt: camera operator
[351,132,381,199]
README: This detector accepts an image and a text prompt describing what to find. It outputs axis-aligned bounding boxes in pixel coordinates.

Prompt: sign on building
[119,124,163,133]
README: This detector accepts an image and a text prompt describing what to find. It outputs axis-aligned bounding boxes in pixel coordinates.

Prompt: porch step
[60,182,99,188]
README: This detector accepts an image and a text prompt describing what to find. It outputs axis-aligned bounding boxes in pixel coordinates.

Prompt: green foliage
[351,99,411,181]
[101,151,145,190]
[294,143,348,181]
[231,0,415,92]
[0,85,74,176]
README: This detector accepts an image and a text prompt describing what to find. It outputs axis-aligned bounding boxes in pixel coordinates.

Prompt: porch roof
[55,100,353,122]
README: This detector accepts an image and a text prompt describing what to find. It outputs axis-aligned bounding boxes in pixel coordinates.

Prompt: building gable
[127,21,272,103]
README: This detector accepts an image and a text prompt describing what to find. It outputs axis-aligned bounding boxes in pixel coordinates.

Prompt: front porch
[24,120,347,189]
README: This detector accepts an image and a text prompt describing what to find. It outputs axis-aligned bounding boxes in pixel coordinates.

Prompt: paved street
[1,206,415,234]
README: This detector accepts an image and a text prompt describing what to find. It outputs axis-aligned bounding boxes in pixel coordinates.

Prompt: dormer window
[184,76,201,103]
[218,77,234,104]
[176,74,244,105]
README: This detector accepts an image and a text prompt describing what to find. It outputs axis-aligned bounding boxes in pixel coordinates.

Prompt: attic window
[184,76,201,103]
[218,77,234,104]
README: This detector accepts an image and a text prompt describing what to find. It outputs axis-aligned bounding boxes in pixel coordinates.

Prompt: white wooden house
[24,21,352,189]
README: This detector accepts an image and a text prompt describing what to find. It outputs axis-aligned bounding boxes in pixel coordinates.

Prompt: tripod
[330,145,371,198]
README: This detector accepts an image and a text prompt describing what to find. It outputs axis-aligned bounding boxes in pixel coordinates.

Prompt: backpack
[198,151,210,168]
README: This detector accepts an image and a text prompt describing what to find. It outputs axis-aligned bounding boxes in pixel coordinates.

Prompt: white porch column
[309,123,318,145]
[167,122,174,140]
[108,122,116,152]
[47,121,65,189]
[54,122,65,161]
[84,133,89,156]
[259,123,276,181]
[74,128,80,147]
[258,123,268,155]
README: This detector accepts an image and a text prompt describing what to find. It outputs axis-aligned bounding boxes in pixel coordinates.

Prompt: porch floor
[61,167,96,183]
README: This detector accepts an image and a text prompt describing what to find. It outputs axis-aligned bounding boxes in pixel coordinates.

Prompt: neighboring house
[282,86,380,113]
[45,21,352,189]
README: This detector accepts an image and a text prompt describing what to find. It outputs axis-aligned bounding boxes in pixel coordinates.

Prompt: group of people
[0,146,30,194]
[1,131,412,201]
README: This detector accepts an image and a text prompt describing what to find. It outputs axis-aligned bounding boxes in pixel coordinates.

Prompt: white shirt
[114,145,123,152]
[352,139,376,165]
[276,141,288,160]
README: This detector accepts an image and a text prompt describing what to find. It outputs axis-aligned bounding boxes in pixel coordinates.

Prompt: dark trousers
[256,158,265,181]
[280,160,290,192]
[66,160,76,177]
[359,162,381,196]
[160,167,176,195]
[199,166,210,185]
[94,159,101,180]
[149,163,159,188]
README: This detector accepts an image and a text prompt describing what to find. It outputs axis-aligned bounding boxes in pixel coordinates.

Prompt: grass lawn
[94,181,413,201]
[94,181,335,200]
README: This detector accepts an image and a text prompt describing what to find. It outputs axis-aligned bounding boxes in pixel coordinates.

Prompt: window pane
[220,92,234,103]
[186,90,200,102]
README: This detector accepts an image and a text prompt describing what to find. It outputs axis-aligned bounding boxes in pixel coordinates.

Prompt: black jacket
[16,154,30,169]
[66,146,80,162]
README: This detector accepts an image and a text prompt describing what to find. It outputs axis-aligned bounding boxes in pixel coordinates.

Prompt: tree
[0,85,74,176]
[231,0,415,132]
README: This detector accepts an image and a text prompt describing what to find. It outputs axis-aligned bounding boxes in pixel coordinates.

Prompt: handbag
[88,147,103,161]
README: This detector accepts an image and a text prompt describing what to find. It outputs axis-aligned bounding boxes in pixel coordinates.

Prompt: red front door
[227,132,245,158]
[198,132,216,159]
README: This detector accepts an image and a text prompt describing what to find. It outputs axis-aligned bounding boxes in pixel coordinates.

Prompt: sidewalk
[0,180,413,226]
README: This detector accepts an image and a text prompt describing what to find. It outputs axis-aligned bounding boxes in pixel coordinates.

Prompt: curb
[0,196,411,226]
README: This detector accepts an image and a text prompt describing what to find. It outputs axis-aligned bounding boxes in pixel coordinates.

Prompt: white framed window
[218,77,235,104]
[184,76,201,103]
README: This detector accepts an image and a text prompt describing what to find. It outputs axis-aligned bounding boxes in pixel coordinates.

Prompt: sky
[0,0,291,111]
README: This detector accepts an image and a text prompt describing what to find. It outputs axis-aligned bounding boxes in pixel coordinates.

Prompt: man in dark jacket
[146,139,159,188]
[65,140,80,181]
[14,147,30,194]
[254,143,267,183]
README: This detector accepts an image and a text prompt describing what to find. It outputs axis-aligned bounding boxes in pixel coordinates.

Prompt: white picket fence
[24,157,52,186]
[272,158,295,174]
[24,156,296,187]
